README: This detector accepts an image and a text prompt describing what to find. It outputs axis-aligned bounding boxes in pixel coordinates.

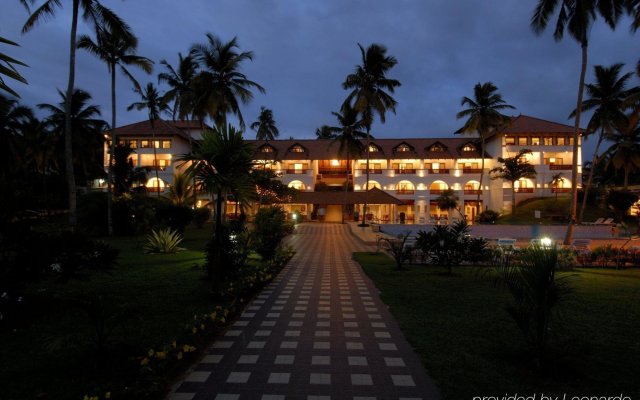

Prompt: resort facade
[107,114,581,224]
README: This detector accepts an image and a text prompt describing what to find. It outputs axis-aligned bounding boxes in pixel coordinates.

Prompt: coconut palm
[315,125,335,140]
[327,106,367,223]
[571,63,633,222]
[435,189,465,221]
[178,125,255,282]
[251,106,279,141]
[549,172,564,200]
[127,83,170,196]
[38,88,106,189]
[158,53,199,121]
[0,94,33,178]
[78,27,153,235]
[168,172,194,207]
[190,33,265,129]
[0,36,28,97]
[531,0,623,243]
[21,117,57,212]
[342,43,400,225]
[605,116,640,189]
[456,82,514,206]
[490,149,537,217]
[21,0,132,228]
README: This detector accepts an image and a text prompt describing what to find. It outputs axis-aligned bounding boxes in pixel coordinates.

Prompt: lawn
[355,252,640,400]
[0,225,219,400]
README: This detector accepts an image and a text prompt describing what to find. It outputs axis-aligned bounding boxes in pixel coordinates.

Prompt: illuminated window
[141,140,150,148]
[118,139,126,146]
[556,137,566,146]
[129,140,138,149]
[260,145,274,153]
[429,143,446,152]
[153,140,161,149]
[543,137,553,145]
[518,137,528,146]
[162,140,172,149]
[288,180,305,190]
[531,137,540,146]
[505,136,516,145]
[396,144,411,152]
[369,144,381,152]
[462,144,476,152]
[290,145,305,153]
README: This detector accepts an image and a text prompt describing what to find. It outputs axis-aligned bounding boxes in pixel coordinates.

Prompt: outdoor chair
[497,238,519,253]
[583,218,604,225]
[600,218,614,225]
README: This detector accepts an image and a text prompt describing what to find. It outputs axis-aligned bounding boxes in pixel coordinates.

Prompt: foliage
[168,172,194,207]
[491,246,573,360]
[416,220,488,274]
[206,220,252,285]
[476,209,500,224]
[379,233,413,270]
[156,203,193,233]
[589,244,618,268]
[144,228,184,254]
[253,206,294,261]
[193,207,211,228]
[251,106,279,140]
[607,189,638,220]
[252,168,297,204]
[490,148,537,215]
[0,35,28,97]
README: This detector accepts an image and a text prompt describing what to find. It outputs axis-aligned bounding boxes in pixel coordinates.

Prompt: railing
[356,169,382,174]
[142,165,170,172]
[285,169,308,174]
[427,169,450,174]
[463,189,482,195]
[514,188,534,193]
[394,168,416,174]
[396,189,415,195]
[430,189,446,195]
[551,187,571,193]
[146,186,165,192]
[462,168,482,173]
[319,169,349,175]
[549,164,572,170]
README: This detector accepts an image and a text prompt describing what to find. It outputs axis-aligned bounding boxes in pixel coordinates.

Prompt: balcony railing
[285,169,308,174]
[319,169,349,175]
[430,189,446,195]
[551,187,571,193]
[463,189,482,195]
[428,168,450,174]
[396,189,415,195]
[142,165,170,172]
[514,188,534,193]
[357,168,382,174]
[549,164,572,170]
[394,168,416,174]
[462,168,482,173]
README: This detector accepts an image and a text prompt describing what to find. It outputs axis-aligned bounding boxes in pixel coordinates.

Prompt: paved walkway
[169,223,441,400]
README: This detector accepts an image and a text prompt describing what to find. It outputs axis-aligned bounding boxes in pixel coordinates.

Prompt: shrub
[476,209,499,224]
[156,203,193,233]
[589,244,617,268]
[144,228,183,254]
[379,233,413,271]
[193,207,211,228]
[253,206,294,261]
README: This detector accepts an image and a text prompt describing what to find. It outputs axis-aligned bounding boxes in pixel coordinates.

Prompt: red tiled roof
[499,115,579,134]
[107,119,200,141]
[291,187,404,205]
[248,137,487,160]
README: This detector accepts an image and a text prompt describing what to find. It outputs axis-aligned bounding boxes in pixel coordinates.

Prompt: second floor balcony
[548,164,572,170]
[319,169,349,175]
[396,189,415,195]
[463,189,482,195]
[394,168,416,174]
[285,168,310,175]
[356,168,382,174]
[514,188,534,193]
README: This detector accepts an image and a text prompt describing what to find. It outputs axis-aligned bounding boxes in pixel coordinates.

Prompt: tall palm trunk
[64,0,80,229]
[564,44,588,245]
[578,130,604,223]
[477,134,485,207]
[361,128,371,226]
[511,184,516,217]
[342,155,351,224]
[150,121,160,197]
[107,64,116,236]
[624,167,629,190]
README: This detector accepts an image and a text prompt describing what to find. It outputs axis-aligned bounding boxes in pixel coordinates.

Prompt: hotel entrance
[463,200,482,224]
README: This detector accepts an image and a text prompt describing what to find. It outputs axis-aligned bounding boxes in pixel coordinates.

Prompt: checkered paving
[169,224,441,400]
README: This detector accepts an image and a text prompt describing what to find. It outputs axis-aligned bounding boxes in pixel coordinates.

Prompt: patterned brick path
[169,223,441,400]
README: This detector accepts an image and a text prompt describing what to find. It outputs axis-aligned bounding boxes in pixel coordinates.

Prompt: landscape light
[541,237,552,247]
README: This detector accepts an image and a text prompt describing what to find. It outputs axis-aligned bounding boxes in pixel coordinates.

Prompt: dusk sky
[2,0,639,158]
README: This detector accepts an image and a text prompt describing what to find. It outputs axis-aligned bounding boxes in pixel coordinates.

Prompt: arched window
[464,180,481,194]
[146,177,166,192]
[368,143,381,153]
[365,181,381,190]
[289,144,305,153]
[259,145,274,153]
[514,178,534,193]
[395,143,412,152]
[288,180,306,190]
[428,143,446,152]
[462,143,476,152]
[429,180,448,194]
[396,180,415,194]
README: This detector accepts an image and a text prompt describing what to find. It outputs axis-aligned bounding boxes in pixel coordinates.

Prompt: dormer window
[396,144,412,152]
[462,144,476,152]
[289,145,305,153]
[259,145,274,153]
[368,144,381,153]
[428,143,446,152]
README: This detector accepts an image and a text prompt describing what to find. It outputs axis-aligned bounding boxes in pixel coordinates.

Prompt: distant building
[105,115,581,223]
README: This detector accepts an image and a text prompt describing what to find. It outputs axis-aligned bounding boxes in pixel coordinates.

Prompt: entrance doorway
[464,200,482,224]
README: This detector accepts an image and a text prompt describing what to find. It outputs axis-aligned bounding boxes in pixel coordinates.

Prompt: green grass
[0,225,217,400]
[496,197,610,225]
[355,252,640,400]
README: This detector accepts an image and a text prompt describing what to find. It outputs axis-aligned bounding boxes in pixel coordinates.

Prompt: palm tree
[435,189,465,221]
[178,125,255,282]
[168,172,194,207]
[251,106,279,141]
[342,43,400,225]
[572,63,633,222]
[456,82,515,206]
[549,172,564,200]
[490,149,537,217]
[327,106,367,223]
[78,27,153,236]
[38,88,106,190]
[21,0,132,228]
[0,36,28,97]
[315,125,335,139]
[127,83,170,196]
[0,94,33,178]
[531,0,623,244]
[190,33,265,129]
[605,116,640,189]
[21,117,57,212]
[158,53,199,121]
